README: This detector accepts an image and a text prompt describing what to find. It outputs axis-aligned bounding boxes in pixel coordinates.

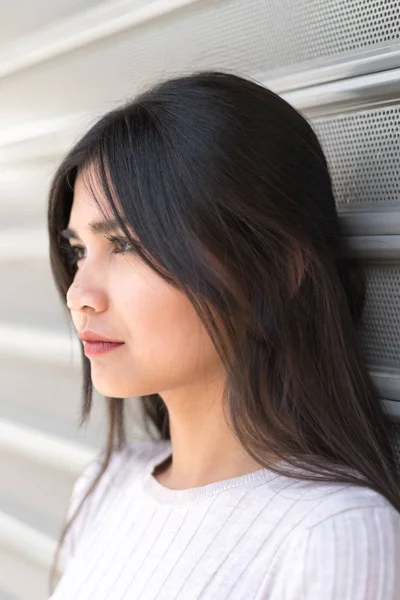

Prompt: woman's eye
[61,236,138,266]
[105,235,135,254]
[114,238,132,253]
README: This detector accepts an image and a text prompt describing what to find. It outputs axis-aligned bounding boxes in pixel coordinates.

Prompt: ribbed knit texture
[49,440,400,599]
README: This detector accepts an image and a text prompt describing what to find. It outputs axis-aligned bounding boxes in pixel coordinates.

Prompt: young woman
[47,70,400,599]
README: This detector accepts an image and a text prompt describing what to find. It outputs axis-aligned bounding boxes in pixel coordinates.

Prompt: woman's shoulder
[257,481,400,598]
[274,472,400,537]
[72,438,170,498]
[301,479,399,528]
[61,438,170,568]
[263,465,400,545]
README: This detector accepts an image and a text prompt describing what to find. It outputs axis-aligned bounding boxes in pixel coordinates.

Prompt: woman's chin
[91,377,131,399]
[91,377,150,399]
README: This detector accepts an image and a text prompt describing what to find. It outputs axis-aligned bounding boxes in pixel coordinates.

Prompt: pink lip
[83,341,125,357]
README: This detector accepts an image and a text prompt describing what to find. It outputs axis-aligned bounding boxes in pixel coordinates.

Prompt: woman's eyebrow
[60,219,127,240]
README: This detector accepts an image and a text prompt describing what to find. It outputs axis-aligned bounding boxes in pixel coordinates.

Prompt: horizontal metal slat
[262,44,400,94]
[0,0,203,79]
[279,67,400,118]
[343,235,400,261]
[0,418,96,476]
[0,323,80,366]
[0,510,56,570]
[340,211,400,237]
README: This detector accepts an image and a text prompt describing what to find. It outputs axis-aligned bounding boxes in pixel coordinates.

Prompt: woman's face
[65,169,222,399]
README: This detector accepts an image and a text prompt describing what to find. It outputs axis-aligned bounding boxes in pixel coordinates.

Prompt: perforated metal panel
[3,0,400,132]
[359,266,400,368]
[146,0,400,75]
[312,104,400,209]
[309,99,400,409]
[388,421,400,470]
[249,0,400,70]
[206,0,400,74]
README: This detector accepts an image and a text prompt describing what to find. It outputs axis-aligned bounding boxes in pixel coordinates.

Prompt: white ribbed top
[50,439,400,599]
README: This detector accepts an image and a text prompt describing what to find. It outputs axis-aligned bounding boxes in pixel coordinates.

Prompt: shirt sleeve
[261,506,400,600]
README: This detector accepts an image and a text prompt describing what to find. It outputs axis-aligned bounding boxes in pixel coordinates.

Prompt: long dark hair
[47,69,400,593]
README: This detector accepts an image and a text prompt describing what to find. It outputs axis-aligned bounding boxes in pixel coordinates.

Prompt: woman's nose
[66,279,107,314]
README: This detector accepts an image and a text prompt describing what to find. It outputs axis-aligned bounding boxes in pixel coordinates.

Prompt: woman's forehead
[73,167,122,221]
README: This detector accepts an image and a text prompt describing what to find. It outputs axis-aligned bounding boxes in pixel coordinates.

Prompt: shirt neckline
[140,440,284,506]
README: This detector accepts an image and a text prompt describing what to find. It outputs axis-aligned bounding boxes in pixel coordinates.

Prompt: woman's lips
[83,341,125,357]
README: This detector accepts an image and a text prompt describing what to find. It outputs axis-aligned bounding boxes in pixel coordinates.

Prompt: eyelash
[62,234,139,265]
